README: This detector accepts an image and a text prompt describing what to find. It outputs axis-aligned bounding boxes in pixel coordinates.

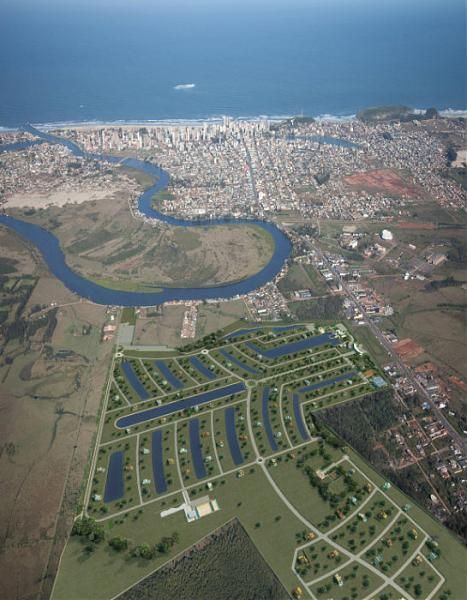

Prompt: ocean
[0,0,465,128]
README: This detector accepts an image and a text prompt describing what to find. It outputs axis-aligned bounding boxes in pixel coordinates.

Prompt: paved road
[315,244,467,453]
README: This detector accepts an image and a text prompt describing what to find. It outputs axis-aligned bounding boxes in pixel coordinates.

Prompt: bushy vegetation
[315,389,400,458]
[119,520,289,600]
[71,517,105,552]
[290,296,343,320]
[72,516,181,558]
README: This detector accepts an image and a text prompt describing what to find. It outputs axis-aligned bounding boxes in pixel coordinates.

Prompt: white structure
[381,229,393,241]
[160,494,220,523]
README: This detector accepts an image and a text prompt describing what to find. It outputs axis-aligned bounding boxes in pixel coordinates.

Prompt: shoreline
[1,107,466,133]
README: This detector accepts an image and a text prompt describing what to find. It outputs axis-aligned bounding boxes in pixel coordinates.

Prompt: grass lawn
[347,323,391,367]
[395,555,442,599]
[269,443,373,532]
[88,436,140,518]
[329,492,398,554]
[363,515,423,576]
[310,560,385,599]
[295,539,351,583]
[53,468,309,599]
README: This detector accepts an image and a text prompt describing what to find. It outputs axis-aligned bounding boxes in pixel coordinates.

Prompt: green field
[51,322,466,600]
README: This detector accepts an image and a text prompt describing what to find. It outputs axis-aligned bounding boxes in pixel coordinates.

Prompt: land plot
[177,417,220,486]
[245,332,338,360]
[250,384,289,456]
[88,436,139,517]
[368,584,408,600]
[114,360,155,403]
[226,402,255,466]
[329,492,398,554]
[141,359,174,394]
[281,391,310,446]
[153,358,197,390]
[395,554,442,599]
[303,379,375,412]
[176,355,210,383]
[223,324,300,342]
[176,420,199,486]
[261,347,344,381]
[115,382,247,429]
[196,352,231,379]
[138,425,180,502]
[213,346,262,378]
[212,406,236,473]
[294,540,350,583]
[133,305,185,348]
[269,445,372,532]
[364,515,423,576]
[195,299,250,340]
[107,381,130,411]
[344,168,423,199]
[310,560,384,600]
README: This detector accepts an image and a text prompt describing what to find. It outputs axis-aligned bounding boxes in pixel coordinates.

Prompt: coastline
[1,107,465,133]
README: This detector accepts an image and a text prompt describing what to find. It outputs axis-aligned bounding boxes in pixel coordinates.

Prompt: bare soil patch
[393,338,424,360]
[344,169,423,198]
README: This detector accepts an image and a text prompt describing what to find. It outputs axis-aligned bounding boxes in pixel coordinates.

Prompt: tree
[132,543,153,560]
[72,517,105,545]
[108,536,129,552]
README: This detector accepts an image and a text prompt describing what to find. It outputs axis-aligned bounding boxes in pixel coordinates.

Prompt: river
[0,126,292,306]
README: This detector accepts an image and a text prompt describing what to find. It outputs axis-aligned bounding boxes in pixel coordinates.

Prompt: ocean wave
[25,115,293,130]
[314,113,357,122]
[2,106,464,132]
[0,125,20,132]
[439,108,467,118]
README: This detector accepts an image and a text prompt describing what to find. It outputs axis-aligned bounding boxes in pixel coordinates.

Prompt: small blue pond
[121,361,150,400]
[189,356,216,380]
[104,451,124,503]
[224,324,299,340]
[261,386,278,451]
[298,371,357,394]
[154,360,183,389]
[116,382,246,428]
[219,349,258,374]
[225,407,244,465]
[246,332,337,359]
[151,430,168,493]
[189,419,207,479]
[292,394,311,441]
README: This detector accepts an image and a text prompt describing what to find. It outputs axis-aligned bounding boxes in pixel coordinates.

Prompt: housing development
[51,323,464,600]
[0,109,466,599]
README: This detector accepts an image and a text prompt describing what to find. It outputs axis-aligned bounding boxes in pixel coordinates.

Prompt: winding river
[0,125,292,306]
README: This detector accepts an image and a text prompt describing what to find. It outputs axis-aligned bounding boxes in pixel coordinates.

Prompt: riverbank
[0,127,292,306]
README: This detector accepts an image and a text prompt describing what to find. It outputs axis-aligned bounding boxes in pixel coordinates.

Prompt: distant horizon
[1,0,464,127]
